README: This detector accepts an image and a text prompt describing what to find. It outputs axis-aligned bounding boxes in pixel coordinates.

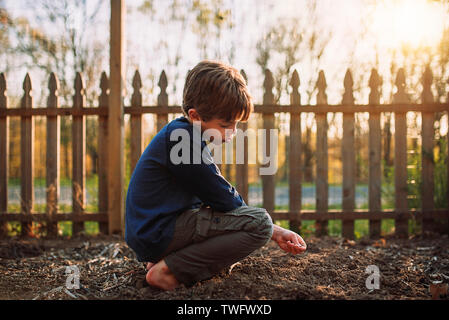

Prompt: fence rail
[0,67,448,239]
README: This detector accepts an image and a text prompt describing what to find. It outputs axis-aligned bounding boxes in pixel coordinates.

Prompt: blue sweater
[125,116,246,262]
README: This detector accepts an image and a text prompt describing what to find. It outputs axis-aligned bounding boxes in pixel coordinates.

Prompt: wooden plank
[1,103,448,117]
[72,73,86,236]
[130,70,143,174]
[235,121,249,203]
[0,213,108,222]
[157,70,169,131]
[0,107,108,117]
[368,69,382,239]
[267,209,449,221]
[421,112,435,231]
[341,69,355,239]
[393,69,409,237]
[46,73,60,237]
[235,69,249,204]
[252,104,449,114]
[315,70,329,236]
[98,72,109,235]
[1,210,448,222]
[0,73,8,237]
[20,74,35,237]
[108,0,126,235]
[262,69,276,216]
[289,70,302,233]
[421,66,436,234]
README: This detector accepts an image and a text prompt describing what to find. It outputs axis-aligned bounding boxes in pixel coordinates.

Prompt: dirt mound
[0,235,448,300]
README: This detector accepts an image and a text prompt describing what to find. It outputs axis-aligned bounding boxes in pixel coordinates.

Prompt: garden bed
[0,234,448,300]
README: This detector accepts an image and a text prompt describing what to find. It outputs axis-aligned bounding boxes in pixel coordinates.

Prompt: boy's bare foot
[146,260,180,291]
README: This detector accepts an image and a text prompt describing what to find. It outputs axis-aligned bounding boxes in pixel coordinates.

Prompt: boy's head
[182,60,253,142]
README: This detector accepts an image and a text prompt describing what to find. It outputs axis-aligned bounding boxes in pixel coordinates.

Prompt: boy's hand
[272,225,307,255]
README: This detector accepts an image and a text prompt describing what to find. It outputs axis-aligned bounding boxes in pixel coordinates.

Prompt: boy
[125,60,306,291]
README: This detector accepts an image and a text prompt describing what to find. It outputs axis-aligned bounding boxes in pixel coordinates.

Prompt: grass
[5,203,99,237]
[272,203,400,239]
[8,175,99,188]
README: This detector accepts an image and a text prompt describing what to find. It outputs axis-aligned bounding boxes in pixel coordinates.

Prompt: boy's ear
[188,108,202,122]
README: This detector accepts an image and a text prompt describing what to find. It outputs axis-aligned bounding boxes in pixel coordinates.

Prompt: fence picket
[0,73,8,237]
[315,70,329,236]
[157,70,168,131]
[421,66,436,234]
[21,74,35,236]
[289,69,302,233]
[393,68,409,238]
[72,72,86,235]
[368,69,382,239]
[235,69,249,204]
[262,69,276,216]
[98,71,109,234]
[46,73,60,237]
[130,70,143,175]
[342,69,355,239]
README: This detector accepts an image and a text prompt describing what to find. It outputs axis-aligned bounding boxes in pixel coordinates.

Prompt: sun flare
[371,0,445,49]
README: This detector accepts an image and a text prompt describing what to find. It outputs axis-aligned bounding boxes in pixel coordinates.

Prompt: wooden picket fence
[0,66,448,239]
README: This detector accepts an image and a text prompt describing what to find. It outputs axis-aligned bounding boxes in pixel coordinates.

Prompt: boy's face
[187,108,239,143]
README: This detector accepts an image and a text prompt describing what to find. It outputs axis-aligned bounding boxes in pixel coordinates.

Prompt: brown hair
[182,60,253,122]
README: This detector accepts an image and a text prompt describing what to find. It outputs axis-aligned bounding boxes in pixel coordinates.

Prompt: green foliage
[434,137,448,209]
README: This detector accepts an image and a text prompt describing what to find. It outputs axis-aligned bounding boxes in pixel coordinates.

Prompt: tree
[5,0,108,177]
[255,0,332,183]
[0,3,12,73]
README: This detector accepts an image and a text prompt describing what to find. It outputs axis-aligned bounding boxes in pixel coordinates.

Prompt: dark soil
[0,234,448,300]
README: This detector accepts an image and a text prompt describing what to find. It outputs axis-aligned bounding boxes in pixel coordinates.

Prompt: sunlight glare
[371,0,445,49]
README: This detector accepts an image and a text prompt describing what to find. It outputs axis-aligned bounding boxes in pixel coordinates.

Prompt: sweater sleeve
[166,126,246,212]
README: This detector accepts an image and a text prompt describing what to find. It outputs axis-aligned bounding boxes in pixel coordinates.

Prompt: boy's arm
[166,133,245,212]
[271,224,307,255]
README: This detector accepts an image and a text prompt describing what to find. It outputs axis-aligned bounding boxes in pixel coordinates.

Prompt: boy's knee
[252,207,274,244]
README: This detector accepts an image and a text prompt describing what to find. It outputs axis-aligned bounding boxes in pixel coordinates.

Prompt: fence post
[341,69,356,239]
[0,73,8,237]
[21,74,34,237]
[235,69,249,204]
[98,72,109,235]
[130,70,143,174]
[393,68,409,238]
[368,69,382,239]
[289,69,302,233]
[46,73,60,237]
[108,0,126,235]
[262,69,276,217]
[315,70,329,236]
[421,66,436,234]
[72,72,86,236]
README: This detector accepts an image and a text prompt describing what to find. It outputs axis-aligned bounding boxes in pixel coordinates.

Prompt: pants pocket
[194,206,270,241]
[193,207,213,242]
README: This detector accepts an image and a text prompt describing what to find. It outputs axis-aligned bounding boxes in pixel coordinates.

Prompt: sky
[1,0,448,187]
[2,0,448,107]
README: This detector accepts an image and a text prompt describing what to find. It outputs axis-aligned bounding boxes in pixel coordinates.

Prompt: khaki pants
[161,205,274,287]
